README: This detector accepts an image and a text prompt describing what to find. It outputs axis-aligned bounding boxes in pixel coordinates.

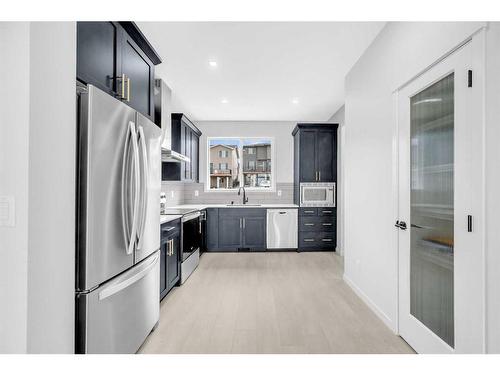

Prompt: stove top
[162,208,199,216]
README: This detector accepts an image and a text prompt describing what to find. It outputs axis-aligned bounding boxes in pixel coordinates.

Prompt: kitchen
[73,21,341,353]
[2,7,500,366]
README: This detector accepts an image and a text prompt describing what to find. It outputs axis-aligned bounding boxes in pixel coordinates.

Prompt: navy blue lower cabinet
[206,208,219,251]
[160,219,181,300]
[218,215,242,251]
[212,208,267,252]
[242,216,266,251]
[298,207,336,251]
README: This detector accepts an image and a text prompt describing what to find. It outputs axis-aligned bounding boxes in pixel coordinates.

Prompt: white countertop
[160,204,298,225]
[166,203,299,210]
[160,214,182,224]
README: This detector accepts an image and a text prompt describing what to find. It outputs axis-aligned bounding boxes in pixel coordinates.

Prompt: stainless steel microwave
[300,182,336,207]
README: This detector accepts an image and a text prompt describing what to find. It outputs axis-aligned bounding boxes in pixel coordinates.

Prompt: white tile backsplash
[162,181,293,207]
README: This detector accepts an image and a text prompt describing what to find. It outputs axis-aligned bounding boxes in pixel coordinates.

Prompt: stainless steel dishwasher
[266,209,298,249]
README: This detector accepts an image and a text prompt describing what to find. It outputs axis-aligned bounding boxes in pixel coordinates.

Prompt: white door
[397,40,484,353]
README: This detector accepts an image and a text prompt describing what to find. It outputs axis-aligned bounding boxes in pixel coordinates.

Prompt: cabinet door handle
[243,218,246,229]
[322,210,332,214]
[304,210,314,214]
[121,74,126,99]
[318,171,321,181]
[321,238,333,242]
[322,223,332,226]
[199,222,202,234]
[304,238,315,242]
[304,223,315,226]
[126,77,131,102]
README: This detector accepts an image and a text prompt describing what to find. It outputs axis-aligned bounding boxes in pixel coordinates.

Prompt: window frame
[206,136,276,192]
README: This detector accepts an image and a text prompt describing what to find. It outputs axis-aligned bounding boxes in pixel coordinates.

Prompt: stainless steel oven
[300,182,336,207]
[180,210,201,283]
[181,211,201,262]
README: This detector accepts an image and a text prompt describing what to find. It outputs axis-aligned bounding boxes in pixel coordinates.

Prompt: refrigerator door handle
[137,126,149,249]
[98,252,159,301]
[127,122,141,255]
[121,121,133,251]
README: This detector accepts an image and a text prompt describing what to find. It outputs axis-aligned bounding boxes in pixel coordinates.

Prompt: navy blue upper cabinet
[316,129,335,182]
[162,114,202,182]
[120,32,155,119]
[293,124,338,184]
[299,130,317,182]
[77,22,120,97]
[77,22,161,120]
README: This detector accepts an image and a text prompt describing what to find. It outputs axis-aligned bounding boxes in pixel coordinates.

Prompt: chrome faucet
[238,187,249,205]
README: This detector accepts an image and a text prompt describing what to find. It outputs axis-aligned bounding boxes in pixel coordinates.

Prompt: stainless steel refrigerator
[75,84,162,354]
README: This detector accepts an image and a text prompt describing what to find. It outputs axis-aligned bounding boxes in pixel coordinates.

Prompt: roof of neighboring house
[243,143,271,148]
[210,144,237,150]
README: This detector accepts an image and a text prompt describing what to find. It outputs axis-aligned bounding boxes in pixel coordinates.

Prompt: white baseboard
[343,274,397,333]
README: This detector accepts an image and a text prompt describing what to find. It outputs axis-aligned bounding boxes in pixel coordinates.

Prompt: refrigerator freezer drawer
[76,251,160,354]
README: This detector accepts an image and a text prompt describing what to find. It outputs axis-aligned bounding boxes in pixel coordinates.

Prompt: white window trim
[206,136,276,192]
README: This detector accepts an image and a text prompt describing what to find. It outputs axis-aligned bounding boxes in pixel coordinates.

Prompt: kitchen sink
[225,204,262,207]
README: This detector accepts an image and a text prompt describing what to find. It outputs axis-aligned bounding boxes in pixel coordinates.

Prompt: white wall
[328,106,345,255]
[26,22,76,353]
[0,22,76,354]
[195,121,296,185]
[0,22,31,353]
[342,22,488,335]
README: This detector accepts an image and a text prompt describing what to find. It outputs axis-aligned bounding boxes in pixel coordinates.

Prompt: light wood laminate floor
[139,252,414,354]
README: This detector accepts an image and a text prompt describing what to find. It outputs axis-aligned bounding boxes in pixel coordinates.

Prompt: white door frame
[393,29,486,353]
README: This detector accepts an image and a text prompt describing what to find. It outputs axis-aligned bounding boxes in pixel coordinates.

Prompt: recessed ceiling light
[209,60,218,68]
[221,98,228,104]
[292,98,299,104]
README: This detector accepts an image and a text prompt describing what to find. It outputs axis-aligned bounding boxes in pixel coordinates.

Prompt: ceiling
[138,22,385,122]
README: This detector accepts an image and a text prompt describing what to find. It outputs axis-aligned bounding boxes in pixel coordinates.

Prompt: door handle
[137,126,148,250]
[128,122,140,254]
[99,252,158,300]
[395,220,407,230]
[121,120,132,253]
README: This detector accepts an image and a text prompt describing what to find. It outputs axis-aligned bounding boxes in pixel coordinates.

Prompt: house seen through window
[208,138,273,190]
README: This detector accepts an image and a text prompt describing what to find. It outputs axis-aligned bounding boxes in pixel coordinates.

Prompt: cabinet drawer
[299,208,317,216]
[318,208,335,216]
[161,220,180,239]
[299,217,336,232]
[299,232,336,249]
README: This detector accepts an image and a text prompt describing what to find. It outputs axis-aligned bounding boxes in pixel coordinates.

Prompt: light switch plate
[170,191,174,198]
[0,196,15,227]
[277,190,282,197]
[194,190,199,197]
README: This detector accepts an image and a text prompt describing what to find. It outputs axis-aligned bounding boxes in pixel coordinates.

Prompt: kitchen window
[207,137,274,191]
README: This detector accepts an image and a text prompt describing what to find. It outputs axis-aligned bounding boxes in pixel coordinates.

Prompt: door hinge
[468,70,473,87]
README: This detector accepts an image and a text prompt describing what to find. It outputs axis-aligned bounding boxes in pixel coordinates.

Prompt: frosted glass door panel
[410,73,454,347]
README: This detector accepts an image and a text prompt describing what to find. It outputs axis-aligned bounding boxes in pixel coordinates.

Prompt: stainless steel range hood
[161,148,190,163]
[155,79,190,163]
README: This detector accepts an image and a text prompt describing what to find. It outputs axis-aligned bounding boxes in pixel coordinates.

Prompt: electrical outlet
[194,190,199,197]
[277,190,282,197]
